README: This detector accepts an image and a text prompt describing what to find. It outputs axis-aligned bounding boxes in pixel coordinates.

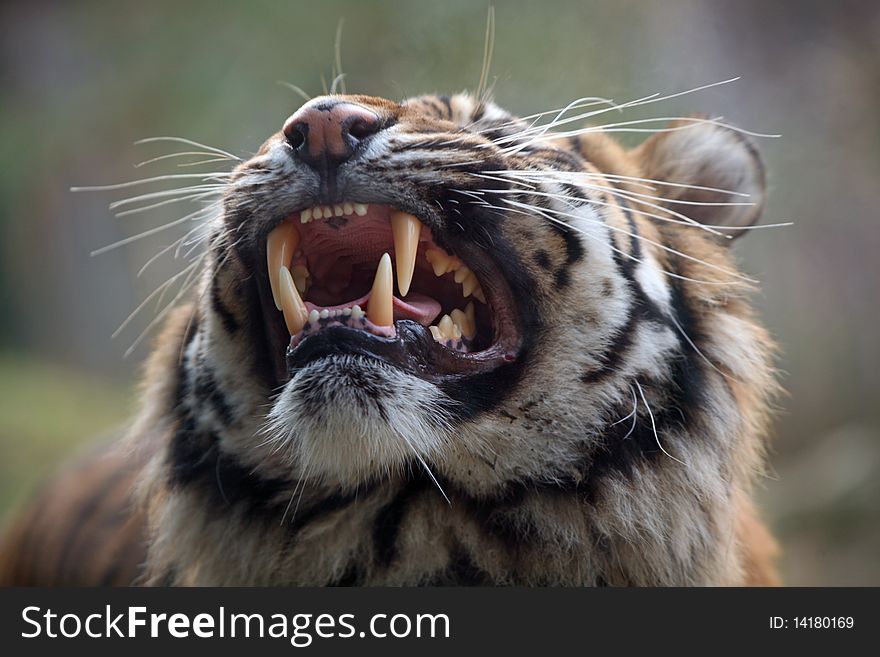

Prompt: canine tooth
[300,208,312,223]
[354,203,368,216]
[390,210,422,297]
[278,266,308,335]
[267,222,300,310]
[367,253,394,326]
[319,309,330,319]
[308,309,320,324]
[291,265,310,294]
[351,304,364,320]
[429,326,443,342]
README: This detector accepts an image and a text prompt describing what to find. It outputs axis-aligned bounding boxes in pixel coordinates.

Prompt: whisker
[124,254,207,358]
[332,18,346,95]
[635,380,686,466]
[501,196,756,282]
[112,257,203,339]
[493,78,757,154]
[90,204,217,256]
[483,168,752,198]
[610,386,639,430]
[71,173,231,194]
[476,184,729,238]
[329,73,346,95]
[133,137,241,161]
[470,97,617,136]
[669,315,739,382]
[277,80,312,102]
[112,189,222,217]
[135,151,237,168]
[108,184,224,211]
[473,199,737,287]
[475,6,496,105]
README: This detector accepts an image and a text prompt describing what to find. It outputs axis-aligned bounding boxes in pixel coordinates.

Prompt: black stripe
[287,489,372,534]
[534,249,551,270]
[426,541,490,585]
[192,356,236,426]
[446,543,489,585]
[372,474,430,568]
[579,309,638,385]
[437,95,452,119]
[329,561,365,587]
[579,199,668,383]
[211,274,239,334]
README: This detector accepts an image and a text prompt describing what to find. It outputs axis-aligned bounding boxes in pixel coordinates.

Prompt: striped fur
[0,93,780,586]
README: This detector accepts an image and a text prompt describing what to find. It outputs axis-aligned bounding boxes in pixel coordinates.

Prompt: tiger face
[156,91,776,585]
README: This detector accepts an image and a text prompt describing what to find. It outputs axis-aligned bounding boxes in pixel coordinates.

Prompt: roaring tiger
[0,90,781,586]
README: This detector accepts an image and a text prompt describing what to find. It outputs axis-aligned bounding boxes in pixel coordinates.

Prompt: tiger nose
[282,101,381,171]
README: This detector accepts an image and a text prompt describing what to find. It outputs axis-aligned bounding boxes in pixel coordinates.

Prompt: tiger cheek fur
[119,93,778,586]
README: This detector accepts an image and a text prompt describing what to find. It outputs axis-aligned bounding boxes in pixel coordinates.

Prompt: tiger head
[154,91,776,584]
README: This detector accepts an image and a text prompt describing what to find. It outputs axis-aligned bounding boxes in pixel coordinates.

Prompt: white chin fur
[264,355,454,484]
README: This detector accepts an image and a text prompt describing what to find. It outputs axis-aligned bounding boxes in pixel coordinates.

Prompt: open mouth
[261,203,521,381]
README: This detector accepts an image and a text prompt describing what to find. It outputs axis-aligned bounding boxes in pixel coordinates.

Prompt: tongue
[393,293,441,326]
[304,292,441,326]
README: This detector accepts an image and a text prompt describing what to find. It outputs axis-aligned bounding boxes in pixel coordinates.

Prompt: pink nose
[282,101,381,170]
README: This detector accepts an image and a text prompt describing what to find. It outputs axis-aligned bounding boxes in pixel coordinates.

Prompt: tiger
[0,89,781,586]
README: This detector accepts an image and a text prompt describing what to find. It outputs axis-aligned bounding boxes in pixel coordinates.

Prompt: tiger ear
[631,119,766,241]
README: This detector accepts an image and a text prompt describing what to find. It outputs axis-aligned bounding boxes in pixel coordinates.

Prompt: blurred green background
[1,0,877,585]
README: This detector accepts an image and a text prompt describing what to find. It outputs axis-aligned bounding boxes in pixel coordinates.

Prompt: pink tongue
[304,292,441,327]
[393,293,441,326]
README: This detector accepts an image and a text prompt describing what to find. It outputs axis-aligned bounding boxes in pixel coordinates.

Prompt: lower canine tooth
[390,210,422,297]
[367,253,394,326]
[267,222,300,310]
[278,266,308,335]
